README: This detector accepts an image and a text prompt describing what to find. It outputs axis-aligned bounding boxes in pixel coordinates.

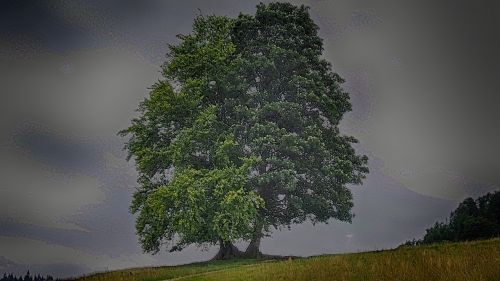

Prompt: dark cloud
[1,0,499,278]
[0,1,96,52]
[13,125,102,174]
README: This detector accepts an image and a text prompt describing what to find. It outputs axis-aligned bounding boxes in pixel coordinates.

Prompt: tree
[449,196,498,241]
[23,271,32,281]
[422,221,454,244]
[121,15,263,259]
[120,2,368,259]
[229,3,368,256]
[413,190,500,245]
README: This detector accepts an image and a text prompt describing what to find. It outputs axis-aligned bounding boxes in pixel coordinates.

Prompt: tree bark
[243,218,264,258]
[244,236,262,258]
[212,240,244,260]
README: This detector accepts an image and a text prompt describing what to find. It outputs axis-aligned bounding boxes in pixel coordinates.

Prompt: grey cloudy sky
[1,0,499,278]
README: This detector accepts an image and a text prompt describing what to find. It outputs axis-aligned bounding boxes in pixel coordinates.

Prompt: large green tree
[121,2,368,259]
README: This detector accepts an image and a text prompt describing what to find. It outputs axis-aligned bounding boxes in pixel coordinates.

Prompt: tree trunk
[212,240,244,260]
[243,218,264,258]
[244,235,262,258]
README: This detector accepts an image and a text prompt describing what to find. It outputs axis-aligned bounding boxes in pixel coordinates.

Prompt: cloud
[0,144,105,231]
[0,46,159,138]
[0,1,499,277]
[301,0,500,200]
[0,236,158,277]
[0,45,160,230]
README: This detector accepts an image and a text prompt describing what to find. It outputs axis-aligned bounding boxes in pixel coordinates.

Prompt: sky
[1,0,499,278]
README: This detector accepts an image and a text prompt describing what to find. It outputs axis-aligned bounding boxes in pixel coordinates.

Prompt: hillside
[69,238,500,281]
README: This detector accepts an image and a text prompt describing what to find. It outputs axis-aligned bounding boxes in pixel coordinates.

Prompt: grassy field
[69,238,500,281]
[66,259,262,281]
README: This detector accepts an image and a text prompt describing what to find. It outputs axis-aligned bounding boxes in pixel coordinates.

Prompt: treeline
[404,190,500,246]
[1,271,56,281]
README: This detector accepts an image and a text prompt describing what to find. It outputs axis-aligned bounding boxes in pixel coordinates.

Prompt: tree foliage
[404,191,500,246]
[229,3,368,232]
[120,2,368,256]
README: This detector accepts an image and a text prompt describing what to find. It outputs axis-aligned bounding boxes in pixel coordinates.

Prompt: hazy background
[1,0,499,277]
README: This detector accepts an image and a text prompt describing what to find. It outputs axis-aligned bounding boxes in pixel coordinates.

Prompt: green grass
[70,238,500,281]
[68,259,262,281]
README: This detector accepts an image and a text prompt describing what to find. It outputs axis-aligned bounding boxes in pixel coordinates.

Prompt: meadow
[69,238,500,281]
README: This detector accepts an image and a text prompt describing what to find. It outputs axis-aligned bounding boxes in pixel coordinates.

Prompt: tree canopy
[403,190,500,246]
[120,2,368,258]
